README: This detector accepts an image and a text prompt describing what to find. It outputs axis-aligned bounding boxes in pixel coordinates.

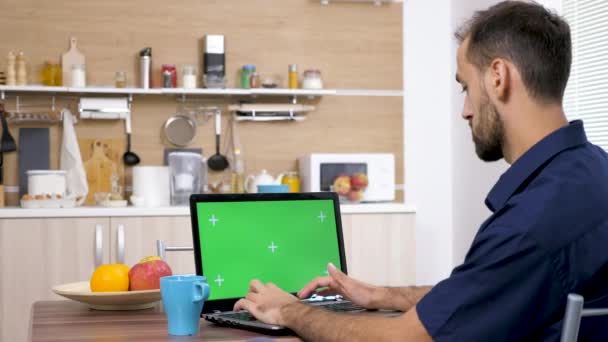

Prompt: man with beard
[233,1,608,341]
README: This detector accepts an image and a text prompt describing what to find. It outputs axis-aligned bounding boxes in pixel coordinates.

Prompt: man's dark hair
[456,1,572,103]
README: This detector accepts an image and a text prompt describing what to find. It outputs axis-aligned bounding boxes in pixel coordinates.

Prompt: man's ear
[487,58,510,102]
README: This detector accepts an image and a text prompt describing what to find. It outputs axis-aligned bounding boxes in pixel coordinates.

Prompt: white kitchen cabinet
[0,217,110,342]
[109,216,195,275]
[341,213,416,286]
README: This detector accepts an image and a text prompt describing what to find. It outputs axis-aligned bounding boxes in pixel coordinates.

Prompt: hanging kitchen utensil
[163,113,197,147]
[0,104,16,152]
[122,112,140,166]
[207,109,229,171]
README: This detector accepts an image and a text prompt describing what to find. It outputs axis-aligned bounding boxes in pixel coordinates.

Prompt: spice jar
[182,65,197,89]
[161,64,177,88]
[288,64,298,89]
[240,64,256,89]
[249,72,261,88]
[281,171,300,193]
[115,71,127,88]
[302,69,323,89]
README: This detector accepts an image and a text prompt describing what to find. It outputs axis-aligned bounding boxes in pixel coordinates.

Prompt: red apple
[350,173,369,190]
[128,258,173,291]
[347,189,365,202]
[332,175,351,195]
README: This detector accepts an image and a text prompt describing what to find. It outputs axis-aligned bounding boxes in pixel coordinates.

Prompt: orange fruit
[90,264,130,292]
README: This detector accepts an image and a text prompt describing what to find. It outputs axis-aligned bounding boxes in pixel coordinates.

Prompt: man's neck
[502,101,568,164]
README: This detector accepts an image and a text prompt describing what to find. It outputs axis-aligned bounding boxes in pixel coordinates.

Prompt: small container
[115,71,127,88]
[182,65,197,89]
[281,171,300,192]
[288,64,298,89]
[71,64,86,87]
[302,69,323,89]
[162,64,177,88]
[240,64,256,89]
[27,170,67,197]
[249,72,261,88]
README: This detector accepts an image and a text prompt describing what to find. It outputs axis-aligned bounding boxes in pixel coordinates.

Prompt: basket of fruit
[330,172,368,203]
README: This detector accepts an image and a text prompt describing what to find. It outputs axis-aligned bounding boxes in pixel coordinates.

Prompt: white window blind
[562,0,608,150]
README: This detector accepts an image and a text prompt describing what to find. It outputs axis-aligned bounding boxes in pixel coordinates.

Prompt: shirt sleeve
[416,226,564,341]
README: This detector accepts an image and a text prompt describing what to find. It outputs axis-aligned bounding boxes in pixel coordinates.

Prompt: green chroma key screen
[196,199,342,300]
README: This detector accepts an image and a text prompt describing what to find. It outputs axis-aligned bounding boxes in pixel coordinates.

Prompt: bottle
[6,52,15,86]
[182,65,197,89]
[230,149,245,193]
[240,64,255,89]
[288,64,298,89]
[16,52,27,86]
[139,47,152,89]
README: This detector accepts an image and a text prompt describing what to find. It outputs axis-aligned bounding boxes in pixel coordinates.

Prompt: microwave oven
[299,153,395,202]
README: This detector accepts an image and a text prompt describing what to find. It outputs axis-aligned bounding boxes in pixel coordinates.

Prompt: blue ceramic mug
[257,184,289,193]
[160,275,210,336]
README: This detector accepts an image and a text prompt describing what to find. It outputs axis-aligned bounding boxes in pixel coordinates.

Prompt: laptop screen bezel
[189,192,347,313]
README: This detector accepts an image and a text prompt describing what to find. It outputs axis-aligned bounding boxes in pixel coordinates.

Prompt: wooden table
[30,301,302,341]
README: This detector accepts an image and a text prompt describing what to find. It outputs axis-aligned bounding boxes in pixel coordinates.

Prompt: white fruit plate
[52,281,161,310]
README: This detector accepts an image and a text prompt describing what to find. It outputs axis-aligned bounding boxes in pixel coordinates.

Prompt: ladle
[207,109,229,171]
[122,112,140,166]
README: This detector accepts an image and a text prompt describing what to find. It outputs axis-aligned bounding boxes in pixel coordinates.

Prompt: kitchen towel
[18,128,50,197]
[60,108,88,205]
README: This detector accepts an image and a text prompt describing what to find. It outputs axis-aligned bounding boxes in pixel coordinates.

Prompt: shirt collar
[485,120,588,212]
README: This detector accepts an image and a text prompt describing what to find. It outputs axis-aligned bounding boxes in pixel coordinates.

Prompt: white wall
[403,0,456,284]
[405,0,567,284]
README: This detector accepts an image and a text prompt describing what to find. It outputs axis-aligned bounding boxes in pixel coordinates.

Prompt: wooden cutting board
[61,37,85,87]
[78,139,124,205]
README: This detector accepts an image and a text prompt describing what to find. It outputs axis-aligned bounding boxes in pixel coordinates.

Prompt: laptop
[189,192,400,334]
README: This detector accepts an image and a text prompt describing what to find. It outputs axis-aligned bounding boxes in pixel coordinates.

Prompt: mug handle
[192,282,210,303]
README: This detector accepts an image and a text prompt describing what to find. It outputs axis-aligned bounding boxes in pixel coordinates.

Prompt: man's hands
[233,279,299,326]
[298,262,381,309]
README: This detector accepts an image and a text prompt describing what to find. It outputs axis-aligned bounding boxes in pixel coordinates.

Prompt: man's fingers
[234,298,251,312]
[297,276,332,299]
[328,263,347,283]
[249,279,264,293]
[246,291,260,302]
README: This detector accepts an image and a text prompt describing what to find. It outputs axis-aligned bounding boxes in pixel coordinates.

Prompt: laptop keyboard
[213,301,365,323]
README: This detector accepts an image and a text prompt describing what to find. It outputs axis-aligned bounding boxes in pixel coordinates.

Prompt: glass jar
[182,65,197,89]
[71,64,86,87]
[161,64,177,88]
[249,72,261,88]
[281,171,300,193]
[115,71,127,88]
[40,61,52,86]
[302,69,323,89]
[240,64,256,89]
[51,63,62,86]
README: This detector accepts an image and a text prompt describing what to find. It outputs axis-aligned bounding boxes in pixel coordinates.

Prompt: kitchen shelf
[0,203,416,218]
[0,85,402,98]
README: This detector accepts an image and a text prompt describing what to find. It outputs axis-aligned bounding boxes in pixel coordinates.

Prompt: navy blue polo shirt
[417,120,608,341]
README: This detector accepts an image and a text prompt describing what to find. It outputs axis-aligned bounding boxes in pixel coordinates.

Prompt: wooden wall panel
[0,0,403,205]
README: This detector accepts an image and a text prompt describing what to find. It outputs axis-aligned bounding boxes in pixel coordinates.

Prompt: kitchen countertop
[0,203,416,218]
